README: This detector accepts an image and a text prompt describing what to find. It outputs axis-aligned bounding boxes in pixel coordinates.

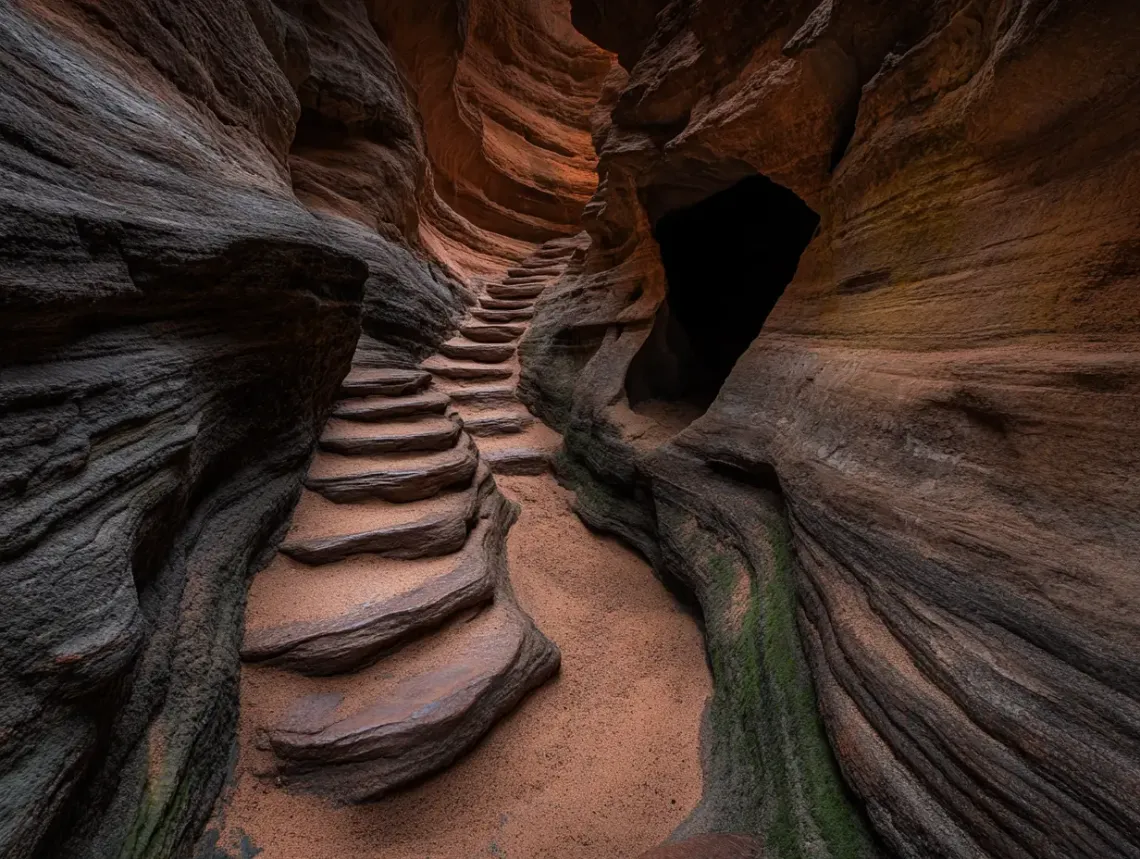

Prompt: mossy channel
[559,443,882,859]
[702,526,878,859]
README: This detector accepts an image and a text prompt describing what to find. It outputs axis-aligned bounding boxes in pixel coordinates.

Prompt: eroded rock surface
[522,1,1140,857]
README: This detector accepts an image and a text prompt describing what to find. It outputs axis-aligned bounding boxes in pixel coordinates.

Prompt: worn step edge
[305,435,479,504]
[280,467,492,565]
[422,357,514,381]
[444,384,518,408]
[482,447,553,476]
[319,416,462,455]
[241,494,511,675]
[479,297,534,310]
[269,603,559,803]
[340,369,432,398]
[459,323,525,343]
[463,411,534,437]
[486,284,544,300]
[439,339,516,364]
[471,307,534,323]
[333,391,450,422]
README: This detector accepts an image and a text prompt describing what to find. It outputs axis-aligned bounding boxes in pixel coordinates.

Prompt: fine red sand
[218,473,711,858]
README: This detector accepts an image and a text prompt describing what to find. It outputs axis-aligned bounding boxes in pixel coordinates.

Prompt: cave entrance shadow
[626,173,819,425]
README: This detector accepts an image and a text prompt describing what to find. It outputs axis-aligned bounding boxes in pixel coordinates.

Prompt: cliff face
[521,1,1140,857]
[0,2,604,857]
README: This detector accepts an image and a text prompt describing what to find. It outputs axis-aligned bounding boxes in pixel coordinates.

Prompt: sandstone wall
[373,0,613,247]
[522,1,1140,857]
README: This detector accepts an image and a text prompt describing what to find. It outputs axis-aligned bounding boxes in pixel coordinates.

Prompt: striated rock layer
[374,0,613,246]
[522,1,1140,858]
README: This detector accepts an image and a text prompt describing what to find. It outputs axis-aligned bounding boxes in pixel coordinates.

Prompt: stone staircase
[241,237,579,802]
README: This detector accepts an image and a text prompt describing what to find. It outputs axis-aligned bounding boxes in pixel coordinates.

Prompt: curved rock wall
[373,0,613,246]
[0,1,605,856]
[522,1,1140,857]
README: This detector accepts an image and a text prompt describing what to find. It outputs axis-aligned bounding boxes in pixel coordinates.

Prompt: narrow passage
[214,240,710,858]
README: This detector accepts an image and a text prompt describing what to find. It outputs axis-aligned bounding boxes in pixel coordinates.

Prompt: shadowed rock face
[0,1,603,857]
[0,4,363,856]
[522,0,1140,857]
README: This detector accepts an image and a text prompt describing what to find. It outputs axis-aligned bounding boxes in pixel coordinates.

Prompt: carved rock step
[462,408,534,437]
[439,337,516,364]
[480,296,534,311]
[241,493,515,675]
[319,415,462,455]
[481,448,554,476]
[476,423,562,476]
[333,391,450,422]
[441,383,518,408]
[471,306,534,323]
[262,594,560,802]
[280,467,491,565]
[340,368,431,398]
[422,356,514,381]
[305,435,478,503]
[459,322,526,343]
[487,282,545,300]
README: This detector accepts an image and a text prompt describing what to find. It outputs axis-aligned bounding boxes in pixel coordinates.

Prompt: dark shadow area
[627,173,819,414]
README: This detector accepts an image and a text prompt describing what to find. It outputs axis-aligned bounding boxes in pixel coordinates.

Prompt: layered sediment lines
[375,0,614,247]
[521,1,1140,858]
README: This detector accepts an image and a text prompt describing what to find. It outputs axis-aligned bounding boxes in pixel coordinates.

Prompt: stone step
[439,337,516,364]
[260,592,560,802]
[462,409,534,437]
[305,435,479,504]
[459,322,526,343]
[443,383,518,408]
[480,297,534,311]
[422,356,514,381]
[241,492,515,675]
[280,466,491,565]
[487,283,545,300]
[340,368,431,399]
[481,448,554,476]
[332,391,450,422]
[471,307,534,323]
[475,423,562,476]
[319,416,462,455]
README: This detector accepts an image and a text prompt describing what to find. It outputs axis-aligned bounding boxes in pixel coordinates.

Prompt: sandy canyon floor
[217,473,710,859]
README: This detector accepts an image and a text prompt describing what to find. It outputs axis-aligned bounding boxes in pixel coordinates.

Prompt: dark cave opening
[627,173,819,416]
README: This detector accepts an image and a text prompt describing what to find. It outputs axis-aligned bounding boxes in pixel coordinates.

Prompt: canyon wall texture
[522,1,1140,857]
[0,1,603,857]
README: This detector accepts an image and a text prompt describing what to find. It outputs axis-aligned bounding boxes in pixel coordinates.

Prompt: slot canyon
[1,0,1138,857]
